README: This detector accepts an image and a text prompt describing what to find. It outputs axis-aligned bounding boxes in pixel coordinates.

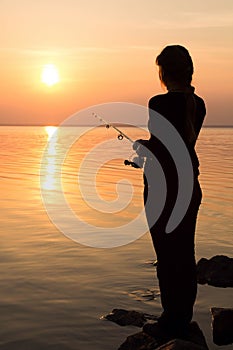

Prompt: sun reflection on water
[45,126,58,139]
[42,126,58,190]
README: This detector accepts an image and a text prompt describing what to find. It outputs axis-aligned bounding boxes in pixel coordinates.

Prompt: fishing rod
[93,113,134,143]
[93,113,144,168]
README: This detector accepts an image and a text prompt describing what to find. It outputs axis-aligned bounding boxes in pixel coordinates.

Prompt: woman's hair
[156,45,197,143]
[156,45,194,87]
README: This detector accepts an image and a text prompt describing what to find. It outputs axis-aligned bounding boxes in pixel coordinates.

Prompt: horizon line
[0,124,233,128]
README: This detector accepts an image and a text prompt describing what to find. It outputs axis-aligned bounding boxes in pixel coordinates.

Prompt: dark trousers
[144,176,202,331]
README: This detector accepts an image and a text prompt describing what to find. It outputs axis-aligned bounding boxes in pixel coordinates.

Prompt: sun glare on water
[45,126,58,139]
[41,64,60,86]
[42,126,59,190]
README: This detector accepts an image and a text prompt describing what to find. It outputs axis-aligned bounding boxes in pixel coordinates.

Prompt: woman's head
[156,45,194,88]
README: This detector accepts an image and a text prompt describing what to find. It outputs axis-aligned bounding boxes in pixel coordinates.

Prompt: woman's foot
[143,322,174,344]
[157,312,191,339]
[143,320,190,342]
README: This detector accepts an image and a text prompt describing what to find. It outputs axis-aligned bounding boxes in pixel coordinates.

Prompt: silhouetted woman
[135,45,206,338]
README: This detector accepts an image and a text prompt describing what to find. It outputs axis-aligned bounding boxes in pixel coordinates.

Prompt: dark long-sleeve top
[144,92,206,178]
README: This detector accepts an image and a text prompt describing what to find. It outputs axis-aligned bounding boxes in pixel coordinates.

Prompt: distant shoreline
[0,124,232,128]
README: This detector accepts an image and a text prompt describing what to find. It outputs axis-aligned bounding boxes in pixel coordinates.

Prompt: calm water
[0,126,233,350]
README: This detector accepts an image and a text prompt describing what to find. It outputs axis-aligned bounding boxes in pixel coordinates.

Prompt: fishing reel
[105,124,124,141]
[105,124,143,167]
[124,138,146,169]
[94,113,145,169]
[124,156,144,169]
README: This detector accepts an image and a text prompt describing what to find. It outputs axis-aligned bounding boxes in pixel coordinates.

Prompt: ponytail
[156,45,196,143]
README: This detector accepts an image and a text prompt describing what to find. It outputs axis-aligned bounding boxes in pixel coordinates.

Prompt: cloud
[0,46,157,59]
[139,11,233,30]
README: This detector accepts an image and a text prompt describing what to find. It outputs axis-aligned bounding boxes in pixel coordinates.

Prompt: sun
[41,64,60,86]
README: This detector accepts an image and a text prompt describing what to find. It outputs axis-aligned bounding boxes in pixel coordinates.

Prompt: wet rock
[197,255,233,287]
[118,321,208,350]
[103,309,158,327]
[155,339,207,349]
[128,288,160,302]
[144,321,208,349]
[104,309,208,349]
[211,307,233,345]
[183,321,208,349]
[118,331,159,350]
[118,333,208,350]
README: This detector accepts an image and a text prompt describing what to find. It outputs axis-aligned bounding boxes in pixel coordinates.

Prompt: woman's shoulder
[149,93,167,104]
[149,92,205,107]
[148,93,169,110]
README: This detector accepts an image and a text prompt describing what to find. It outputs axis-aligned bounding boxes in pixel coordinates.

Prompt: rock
[118,322,208,350]
[104,309,208,349]
[103,309,158,327]
[155,339,207,349]
[128,289,160,302]
[184,321,208,349]
[197,255,233,287]
[211,307,233,345]
[118,331,159,350]
[144,321,208,349]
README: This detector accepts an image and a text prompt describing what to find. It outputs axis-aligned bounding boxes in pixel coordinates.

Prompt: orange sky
[0,0,233,125]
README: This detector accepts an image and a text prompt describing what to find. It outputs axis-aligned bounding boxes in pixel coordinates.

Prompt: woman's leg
[147,179,202,333]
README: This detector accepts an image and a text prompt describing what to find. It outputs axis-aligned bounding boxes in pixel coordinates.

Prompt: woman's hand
[133,139,147,149]
[133,139,148,156]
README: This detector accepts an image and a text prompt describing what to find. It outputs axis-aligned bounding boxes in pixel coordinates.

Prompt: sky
[0,0,233,125]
